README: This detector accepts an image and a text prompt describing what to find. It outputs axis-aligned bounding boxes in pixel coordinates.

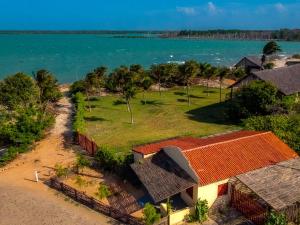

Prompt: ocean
[1,34,300,83]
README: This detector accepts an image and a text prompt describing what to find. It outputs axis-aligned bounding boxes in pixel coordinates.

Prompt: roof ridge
[254,63,300,74]
[182,131,271,153]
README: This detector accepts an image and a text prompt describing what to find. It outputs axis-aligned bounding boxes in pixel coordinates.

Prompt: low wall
[169,207,194,225]
[49,177,144,225]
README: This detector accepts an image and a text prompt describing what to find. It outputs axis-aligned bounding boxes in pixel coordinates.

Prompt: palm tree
[84,72,98,112]
[93,66,107,96]
[111,66,138,124]
[139,71,153,104]
[218,67,230,102]
[150,64,163,96]
[179,60,200,106]
[261,41,282,67]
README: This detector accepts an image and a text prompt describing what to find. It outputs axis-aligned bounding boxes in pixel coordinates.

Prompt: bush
[264,62,275,69]
[94,146,134,178]
[265,211,288,225]
[74,175,88,188]
[75,153,91,173]
[227,81,278,120]
[243,114,300,152]
[54,164,69,178]
[193,199,209,223]
[73,92,86,132]
[292,54,300,59]
[95,183,111,200]
[70,80,86,96]
[143,203,160,225]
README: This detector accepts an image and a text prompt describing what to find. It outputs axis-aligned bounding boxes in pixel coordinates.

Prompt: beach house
[131,131,300,224]
[230,64,300,97]
[234,56,263,73]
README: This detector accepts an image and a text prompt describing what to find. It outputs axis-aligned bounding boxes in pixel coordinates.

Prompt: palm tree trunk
[158,79,161,97]
[206,79,209,96]
[219,78,222,103]
[143,91,146,104]
[127,100,134,124]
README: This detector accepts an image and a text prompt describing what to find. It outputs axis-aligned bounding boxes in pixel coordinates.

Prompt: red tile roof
[183,132,298,185]
[133,131,298,186]
[133,131,262,155]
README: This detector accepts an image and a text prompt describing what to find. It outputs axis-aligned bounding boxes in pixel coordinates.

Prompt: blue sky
[0,0,300,30]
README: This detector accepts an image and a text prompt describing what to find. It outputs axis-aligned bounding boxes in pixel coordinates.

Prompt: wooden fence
[49,177,144,225]
[231,185,267,225]
[76,133,98,156]
[281,202,300,224]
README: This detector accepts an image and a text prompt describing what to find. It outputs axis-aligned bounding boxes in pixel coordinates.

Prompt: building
[235,56,263,73]
[230,64,300,96]
[131,131,299,224]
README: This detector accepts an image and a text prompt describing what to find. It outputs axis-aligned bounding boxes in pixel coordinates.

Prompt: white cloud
[275,3,286,12]
[207,2,217,14]
[176,7,196,15]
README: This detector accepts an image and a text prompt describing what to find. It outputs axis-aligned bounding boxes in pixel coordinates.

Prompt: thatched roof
[252,64,300,95]
[131,151,196,203]
[235,56,263,69]
[237,158,300,210]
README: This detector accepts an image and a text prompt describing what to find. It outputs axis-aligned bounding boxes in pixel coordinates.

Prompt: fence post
[60,182,64,192]
[75,189,77,200]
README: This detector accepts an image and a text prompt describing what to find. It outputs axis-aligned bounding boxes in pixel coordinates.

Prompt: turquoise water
[1,34,300,83]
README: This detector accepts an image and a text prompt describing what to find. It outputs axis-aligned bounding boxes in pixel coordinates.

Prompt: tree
[0,73,39,111]
[70,80,86,95]
[218,67,230,102]
[84,72,98,112]
[228,80,278,120]
[111,66,138,124]
[150,64,163,96]
[262,41,282,66]
[143,203,160,225]
[33,70,62,109]
[138,71,153,104]
[179,60,200,106]
[92,66,107,96]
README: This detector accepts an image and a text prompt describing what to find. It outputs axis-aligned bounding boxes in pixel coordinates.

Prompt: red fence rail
[49,177,144,225]
[76,132,98,156]
[231,185,267,225]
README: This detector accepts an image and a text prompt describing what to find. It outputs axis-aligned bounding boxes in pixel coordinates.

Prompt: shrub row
[72,92,86,133]
[94,146,134,180]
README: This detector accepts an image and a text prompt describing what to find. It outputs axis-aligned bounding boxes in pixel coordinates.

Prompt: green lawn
[83,86,239,153]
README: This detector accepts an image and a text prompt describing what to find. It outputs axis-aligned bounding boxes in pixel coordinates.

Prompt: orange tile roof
[133,131,262,155]
[183,132,298,185]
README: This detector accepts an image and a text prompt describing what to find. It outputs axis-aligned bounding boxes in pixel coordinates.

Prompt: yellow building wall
[169,207,194,225]
[196,179,229,207]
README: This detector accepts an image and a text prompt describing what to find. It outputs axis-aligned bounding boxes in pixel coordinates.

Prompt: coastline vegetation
[0,71,61,166]
[163,29,300,41]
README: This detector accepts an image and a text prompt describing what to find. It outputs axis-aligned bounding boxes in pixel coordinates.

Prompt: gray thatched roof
[237,158,300,210]
[131,151,196,203]
[235,56,263,69]
[252,64,300,95]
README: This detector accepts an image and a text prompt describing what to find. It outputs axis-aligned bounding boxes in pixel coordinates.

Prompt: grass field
[83,86,239,153]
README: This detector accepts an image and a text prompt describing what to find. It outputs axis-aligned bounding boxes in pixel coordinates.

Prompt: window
[217,183,228,197]
[186,187,193,199]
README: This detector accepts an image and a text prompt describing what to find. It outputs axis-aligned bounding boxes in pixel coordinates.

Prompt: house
[131,131,299,224]
[234,56,263,73]
[230,64,300,96]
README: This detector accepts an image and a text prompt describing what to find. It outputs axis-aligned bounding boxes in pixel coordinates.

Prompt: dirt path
[0,92,120,225]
